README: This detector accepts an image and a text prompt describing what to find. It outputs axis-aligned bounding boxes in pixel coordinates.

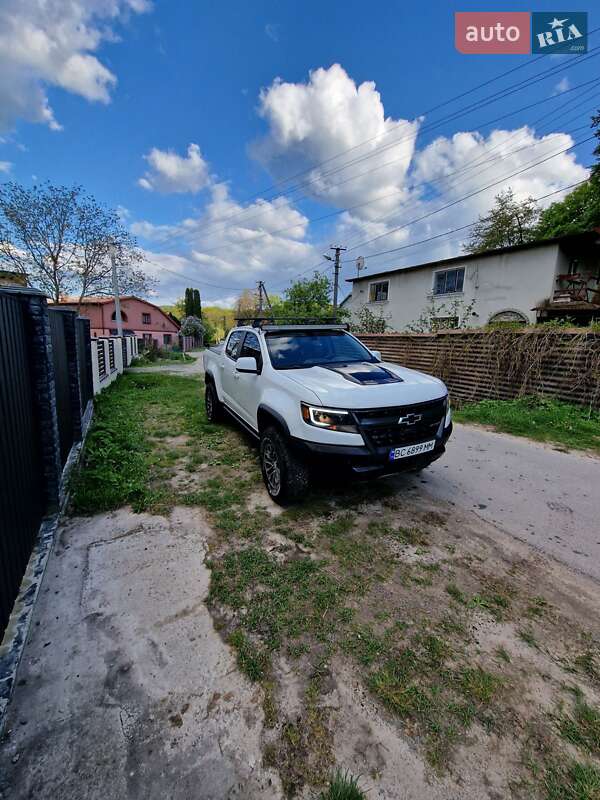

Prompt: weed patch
[455,396,600,454]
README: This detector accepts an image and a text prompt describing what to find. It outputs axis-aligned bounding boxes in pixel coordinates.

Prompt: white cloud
[554,76,571,94]
[340,125,589,278]
[132,181,320,303]
[131,63,589,302]
[0,0,151,132]
[0,160,12,173]
[138,143,211,194]
[252,64,420,219]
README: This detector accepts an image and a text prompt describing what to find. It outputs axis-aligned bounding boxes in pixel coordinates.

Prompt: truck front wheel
[260,426,310,505]
[205,382,224,423]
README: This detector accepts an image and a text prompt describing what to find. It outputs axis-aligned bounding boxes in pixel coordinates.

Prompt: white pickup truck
[203,322,452,504]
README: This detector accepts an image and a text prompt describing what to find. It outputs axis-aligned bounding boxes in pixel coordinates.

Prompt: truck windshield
[265,330,377,370]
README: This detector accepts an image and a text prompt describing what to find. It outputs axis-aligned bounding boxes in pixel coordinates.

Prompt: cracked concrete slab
[0,506,281,800]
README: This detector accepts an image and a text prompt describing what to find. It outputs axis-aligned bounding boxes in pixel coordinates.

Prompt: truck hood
[283,361,447,408]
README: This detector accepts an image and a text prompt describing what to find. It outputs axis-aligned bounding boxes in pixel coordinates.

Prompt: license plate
[389,439,436,461]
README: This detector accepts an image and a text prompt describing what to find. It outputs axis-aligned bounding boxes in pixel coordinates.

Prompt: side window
[225,330,244,360]
[240,331,262,371]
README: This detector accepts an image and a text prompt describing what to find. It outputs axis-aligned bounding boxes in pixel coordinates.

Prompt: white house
[344,231,600,330]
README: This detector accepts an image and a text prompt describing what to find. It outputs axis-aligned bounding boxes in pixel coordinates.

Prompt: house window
[142,312,151,324]
[163,334,172,345]
[433,268,465,296]
[369,281,389,302]
[568,258,580,275]
[111,310,128,322]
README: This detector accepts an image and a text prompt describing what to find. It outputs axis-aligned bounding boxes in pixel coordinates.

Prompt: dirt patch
[57,373,600,798]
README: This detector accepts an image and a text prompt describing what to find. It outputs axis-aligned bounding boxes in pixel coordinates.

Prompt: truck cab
[203,321,452,504]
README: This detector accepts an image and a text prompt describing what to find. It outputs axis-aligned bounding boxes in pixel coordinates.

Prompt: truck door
[221,330,245,412]
[235,331,263,429]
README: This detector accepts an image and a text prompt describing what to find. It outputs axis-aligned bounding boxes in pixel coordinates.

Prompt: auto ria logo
[455,11,587,54]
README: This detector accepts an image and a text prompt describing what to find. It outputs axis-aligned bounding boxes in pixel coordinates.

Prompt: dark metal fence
[108,339,115,371]
[0,294,44,633]
[49,311,74,466]
[0,289,94,638]
[76,318,93,412]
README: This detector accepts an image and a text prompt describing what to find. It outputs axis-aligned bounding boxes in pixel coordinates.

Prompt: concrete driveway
[127,352,205,376]
[0,507,280,800]
[413,422,600,581]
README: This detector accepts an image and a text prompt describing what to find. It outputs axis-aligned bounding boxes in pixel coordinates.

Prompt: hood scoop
[323,362,403,385]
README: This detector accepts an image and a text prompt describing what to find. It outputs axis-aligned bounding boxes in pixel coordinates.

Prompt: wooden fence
[357,329,600,409]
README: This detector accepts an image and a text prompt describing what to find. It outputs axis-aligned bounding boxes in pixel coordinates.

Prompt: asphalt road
[416,422,600,582]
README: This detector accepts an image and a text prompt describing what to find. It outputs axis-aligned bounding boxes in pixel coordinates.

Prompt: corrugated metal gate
[0,294,44,633]
[76,318,93,412]
[49,311,74,466]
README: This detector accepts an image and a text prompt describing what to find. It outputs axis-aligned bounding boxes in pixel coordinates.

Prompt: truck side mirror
[236,356,258,374]
[371,350,382,362]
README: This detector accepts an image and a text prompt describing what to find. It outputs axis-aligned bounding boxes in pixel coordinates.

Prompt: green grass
[318,770,366,800]
[130,350,189,366]
[544,760,600,800]
[558,695,600,756]
[209,547,346,651]
[71,372,255,515]
[70,375,151,513]
[454,396,600,454]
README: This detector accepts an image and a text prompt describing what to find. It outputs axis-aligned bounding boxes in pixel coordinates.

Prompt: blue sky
[0,0,597,306]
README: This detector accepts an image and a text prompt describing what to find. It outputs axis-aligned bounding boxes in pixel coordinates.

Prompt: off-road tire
[260,426,310,505]
[205,382,224,423]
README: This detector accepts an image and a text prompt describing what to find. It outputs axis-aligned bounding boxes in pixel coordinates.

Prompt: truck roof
[234,316,349,331]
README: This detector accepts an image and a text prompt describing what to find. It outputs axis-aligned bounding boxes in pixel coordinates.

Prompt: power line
[138,45,600,256]
[142,81,599,267]
[201,41,600,228]
[336,178,590,275]
[340,134,594,257]
[180,46,600,239]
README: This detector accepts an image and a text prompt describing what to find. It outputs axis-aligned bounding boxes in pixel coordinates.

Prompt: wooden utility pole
[330,244,346,313]
[256,281,273,317]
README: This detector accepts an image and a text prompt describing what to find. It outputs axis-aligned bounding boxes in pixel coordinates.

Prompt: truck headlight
[445,400,452,427]
[301,403,358,433]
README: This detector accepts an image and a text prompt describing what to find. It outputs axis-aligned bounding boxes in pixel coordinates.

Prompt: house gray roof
[345,231,598,284]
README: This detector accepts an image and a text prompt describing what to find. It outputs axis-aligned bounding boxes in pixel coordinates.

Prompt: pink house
[55,296,180,348]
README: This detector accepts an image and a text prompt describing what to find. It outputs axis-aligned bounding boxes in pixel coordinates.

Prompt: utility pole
[109,242,123,337]
[328,244,346,314]
[256,281,273,318]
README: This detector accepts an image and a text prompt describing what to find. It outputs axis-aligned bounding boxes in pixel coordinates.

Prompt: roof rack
[235,315,349,330]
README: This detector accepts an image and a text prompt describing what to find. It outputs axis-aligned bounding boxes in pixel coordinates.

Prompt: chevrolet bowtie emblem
[398,413,422,425]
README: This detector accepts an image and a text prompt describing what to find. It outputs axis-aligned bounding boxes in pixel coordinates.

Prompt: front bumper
[292,422,453,477]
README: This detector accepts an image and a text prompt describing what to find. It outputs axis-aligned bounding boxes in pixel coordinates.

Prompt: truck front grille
[354,397,446,449]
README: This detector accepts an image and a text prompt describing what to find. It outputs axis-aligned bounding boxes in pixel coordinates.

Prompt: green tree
[192,288,202,317]
[271,271,336,319]
[533,108,600,239]
[184,288,193,317]
[464,188,539,254]
[535,180,600,239]
[0,181,151,304]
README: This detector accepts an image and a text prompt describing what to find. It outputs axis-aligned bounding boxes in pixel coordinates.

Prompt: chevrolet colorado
[203,322,452,504]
